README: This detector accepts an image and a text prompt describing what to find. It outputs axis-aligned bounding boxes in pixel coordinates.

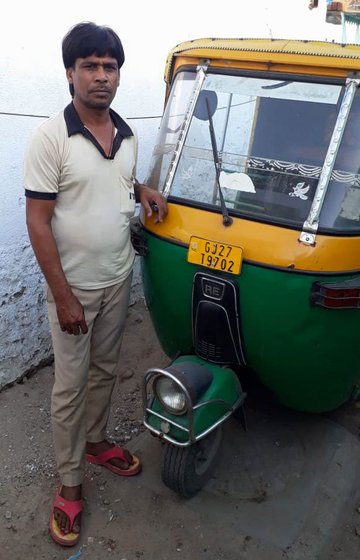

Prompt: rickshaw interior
[147,70,360,233]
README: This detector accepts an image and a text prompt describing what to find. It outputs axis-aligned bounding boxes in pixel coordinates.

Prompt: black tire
[161,427,223,498]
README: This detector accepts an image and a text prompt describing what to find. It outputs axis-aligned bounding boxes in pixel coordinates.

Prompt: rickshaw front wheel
[161,427,223,498]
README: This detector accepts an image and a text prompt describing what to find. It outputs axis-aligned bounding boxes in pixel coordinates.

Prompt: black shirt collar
[63,102,133,159]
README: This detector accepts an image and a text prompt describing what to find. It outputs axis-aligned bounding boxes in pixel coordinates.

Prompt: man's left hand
[136,183,168,223]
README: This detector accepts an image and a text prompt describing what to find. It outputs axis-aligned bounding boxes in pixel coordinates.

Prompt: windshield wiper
[261,80,292,90]
[205,97,233,227]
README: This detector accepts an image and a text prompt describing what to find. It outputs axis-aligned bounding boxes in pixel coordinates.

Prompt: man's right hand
[26,198,88,336]
[55,292,88,335]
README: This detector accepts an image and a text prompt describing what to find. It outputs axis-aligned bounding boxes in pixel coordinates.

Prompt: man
[24,21,167,546]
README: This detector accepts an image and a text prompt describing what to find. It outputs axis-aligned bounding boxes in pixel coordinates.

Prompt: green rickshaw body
[141,229,359,413]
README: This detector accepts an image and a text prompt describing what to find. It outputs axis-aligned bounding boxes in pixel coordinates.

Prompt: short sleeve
[23,119,62,198]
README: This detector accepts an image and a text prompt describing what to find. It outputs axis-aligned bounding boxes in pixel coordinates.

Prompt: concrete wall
[0,116,51,389]
[0,103,159,390]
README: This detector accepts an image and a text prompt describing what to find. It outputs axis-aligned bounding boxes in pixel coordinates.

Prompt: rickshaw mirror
[194,89,218,121]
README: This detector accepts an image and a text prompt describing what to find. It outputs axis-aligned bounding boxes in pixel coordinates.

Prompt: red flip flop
[85,444,141,476]
[49,487,82,547]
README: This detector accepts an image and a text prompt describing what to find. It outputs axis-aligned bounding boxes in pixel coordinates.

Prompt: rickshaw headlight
[153,376,187,415]
[151,361,214,416]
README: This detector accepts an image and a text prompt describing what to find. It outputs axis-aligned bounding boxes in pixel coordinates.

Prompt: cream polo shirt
[24,103,137,290]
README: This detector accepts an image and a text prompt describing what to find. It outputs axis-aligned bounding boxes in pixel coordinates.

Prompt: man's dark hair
[62,22,124,95]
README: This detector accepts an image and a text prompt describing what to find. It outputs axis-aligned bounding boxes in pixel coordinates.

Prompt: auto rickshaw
[131,38,360,497]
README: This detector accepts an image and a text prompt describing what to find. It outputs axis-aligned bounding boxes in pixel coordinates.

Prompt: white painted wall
[0,0,347,388]
[0,76,161,390]
[0,116,50,388]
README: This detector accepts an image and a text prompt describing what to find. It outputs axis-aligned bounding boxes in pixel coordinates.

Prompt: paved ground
[1,299,360,560]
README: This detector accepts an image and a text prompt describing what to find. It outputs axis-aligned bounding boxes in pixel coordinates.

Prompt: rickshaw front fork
[142,270,248,496]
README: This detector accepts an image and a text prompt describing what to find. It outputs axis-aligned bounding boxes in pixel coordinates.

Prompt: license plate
[187,236,242,275]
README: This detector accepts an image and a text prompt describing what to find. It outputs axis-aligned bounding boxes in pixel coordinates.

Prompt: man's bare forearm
[27,222,72,300]
[27,221,87,334]
[26,198,87,334]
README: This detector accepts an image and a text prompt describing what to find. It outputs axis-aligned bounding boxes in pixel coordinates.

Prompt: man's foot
[86,440,141,476]
[50,485,82,546]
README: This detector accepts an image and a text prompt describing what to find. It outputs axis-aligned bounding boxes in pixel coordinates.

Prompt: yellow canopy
[164,37,360,84]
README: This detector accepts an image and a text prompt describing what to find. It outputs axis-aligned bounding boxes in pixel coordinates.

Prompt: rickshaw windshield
[147,70,360,233]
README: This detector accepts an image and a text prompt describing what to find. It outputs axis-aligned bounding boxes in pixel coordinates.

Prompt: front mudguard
[142,355,246,446]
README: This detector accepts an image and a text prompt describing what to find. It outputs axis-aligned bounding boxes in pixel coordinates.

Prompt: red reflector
[311,280,360,309]
[322,288,360,299]
[319,297,360,309]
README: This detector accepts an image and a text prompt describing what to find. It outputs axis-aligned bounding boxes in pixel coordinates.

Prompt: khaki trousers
[46,274,132,486]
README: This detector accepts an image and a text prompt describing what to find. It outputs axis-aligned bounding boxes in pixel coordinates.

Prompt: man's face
[66,53,120,109]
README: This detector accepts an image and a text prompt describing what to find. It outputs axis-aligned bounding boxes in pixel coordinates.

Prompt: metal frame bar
[163,60,209,197]
[299,78,360,245]
[142,367,246,447]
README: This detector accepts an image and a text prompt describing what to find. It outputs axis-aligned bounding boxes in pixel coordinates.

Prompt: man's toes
[105,448,134,470]
[73,515,81,534]
[124,449,134,463]
[54,508,69,534]
[118,448,133,467]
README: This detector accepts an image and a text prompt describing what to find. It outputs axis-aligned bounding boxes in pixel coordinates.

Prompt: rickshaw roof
[164,37,360,84]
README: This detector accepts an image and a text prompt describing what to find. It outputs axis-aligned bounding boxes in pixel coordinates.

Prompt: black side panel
[192,272,246,365]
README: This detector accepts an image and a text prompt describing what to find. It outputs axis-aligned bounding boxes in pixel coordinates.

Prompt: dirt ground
[0,299,168,560]
[1,298,360,560]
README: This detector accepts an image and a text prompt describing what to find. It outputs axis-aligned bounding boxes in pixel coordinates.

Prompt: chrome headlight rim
[149,361,214,417]
[153,373,193,416]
